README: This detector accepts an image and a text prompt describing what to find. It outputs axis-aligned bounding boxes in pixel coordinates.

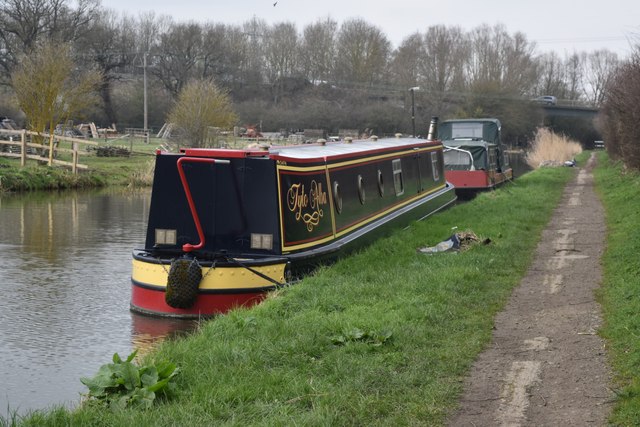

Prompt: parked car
[534,95,557,106]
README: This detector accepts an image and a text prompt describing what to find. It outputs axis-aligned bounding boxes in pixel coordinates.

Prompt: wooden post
[71,147,78,175]
[48,133,55,166]
[20,130,26,167]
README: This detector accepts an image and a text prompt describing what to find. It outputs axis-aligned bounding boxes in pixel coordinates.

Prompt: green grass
[0,137,158,191]
[9,161,579,426]
[593,152,640,425]
[0,135,287,192]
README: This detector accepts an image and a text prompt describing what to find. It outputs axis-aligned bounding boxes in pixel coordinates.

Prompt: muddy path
[448,153,613,426]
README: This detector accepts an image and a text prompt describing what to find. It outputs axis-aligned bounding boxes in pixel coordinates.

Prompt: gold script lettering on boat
[287,181,327,231]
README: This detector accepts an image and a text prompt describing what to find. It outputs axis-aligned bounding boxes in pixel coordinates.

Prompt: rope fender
[165,257,202,309]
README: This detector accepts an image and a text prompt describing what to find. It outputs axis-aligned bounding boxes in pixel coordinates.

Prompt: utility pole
[409,87,420,137]
[143,52,149,143]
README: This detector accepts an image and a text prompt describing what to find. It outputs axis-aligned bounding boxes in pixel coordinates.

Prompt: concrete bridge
[541,104,601,147]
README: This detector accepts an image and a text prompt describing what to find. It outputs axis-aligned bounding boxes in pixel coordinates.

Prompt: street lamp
[409,87,420,137]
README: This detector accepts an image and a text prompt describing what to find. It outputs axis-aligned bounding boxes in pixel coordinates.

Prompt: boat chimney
[427,117,438,141]
[345,136,353,144]
[317,138,327,146]
[395,133,403,139]
[371,135,378,141]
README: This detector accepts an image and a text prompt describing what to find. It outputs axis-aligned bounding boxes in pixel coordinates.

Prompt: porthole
[333,181,343,214]
[377,169,384,197]
[357,175,365,204]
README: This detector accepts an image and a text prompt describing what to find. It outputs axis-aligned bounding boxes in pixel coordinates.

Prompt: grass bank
[0,138,158,192]
[10,159,581,426]
[593,152,640,424]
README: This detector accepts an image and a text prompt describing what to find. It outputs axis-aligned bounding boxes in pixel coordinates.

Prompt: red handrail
[176,156,230,252]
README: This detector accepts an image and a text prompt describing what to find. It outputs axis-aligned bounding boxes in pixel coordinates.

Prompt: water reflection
[0,189,198,416]
[131,313,199,356]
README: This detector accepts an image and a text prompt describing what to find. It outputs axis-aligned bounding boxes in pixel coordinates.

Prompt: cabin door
[416,152,435,193]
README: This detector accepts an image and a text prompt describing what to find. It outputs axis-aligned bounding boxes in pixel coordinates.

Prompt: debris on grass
[417,230,490,254]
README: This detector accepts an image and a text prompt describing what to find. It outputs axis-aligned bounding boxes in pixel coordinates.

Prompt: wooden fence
[0,129,100,174]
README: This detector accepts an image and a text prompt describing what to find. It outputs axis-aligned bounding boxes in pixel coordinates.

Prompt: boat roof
[175,136,439,162]
[439,118,501,146]
[441,118,501,126]
[269,136,437,161]
[443,140,495,148]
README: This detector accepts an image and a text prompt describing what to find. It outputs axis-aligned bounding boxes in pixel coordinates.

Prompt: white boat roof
[270,137,435,160]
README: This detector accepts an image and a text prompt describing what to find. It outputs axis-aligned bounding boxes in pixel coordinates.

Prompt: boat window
[333,181,343,213]
[155,229,177,246]
[501,149,509,167]
[431,152,440,181]
[451,122,483,138]
[357,175,365,204]
[377,169,384,197]
[488,147,497,169]
[392,159,404,196]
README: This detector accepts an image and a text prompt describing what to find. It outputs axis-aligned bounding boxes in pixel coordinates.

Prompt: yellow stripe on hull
[131,258,287,290]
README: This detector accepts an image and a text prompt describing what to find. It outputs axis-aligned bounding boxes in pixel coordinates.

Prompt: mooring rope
[153,254,287,288]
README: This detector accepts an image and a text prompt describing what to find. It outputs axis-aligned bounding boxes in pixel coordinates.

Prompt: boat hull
[131,134,456,318]
[446,168,513,197]
[130,254,288,318]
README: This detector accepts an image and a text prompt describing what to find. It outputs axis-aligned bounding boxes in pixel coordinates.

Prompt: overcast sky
[100,0,639,57]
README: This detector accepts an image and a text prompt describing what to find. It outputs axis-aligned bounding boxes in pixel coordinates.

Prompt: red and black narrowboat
[441,118,513,197]
[131,122,456,318]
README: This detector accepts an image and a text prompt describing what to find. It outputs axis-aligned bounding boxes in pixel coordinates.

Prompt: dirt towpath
[448,153,613,426]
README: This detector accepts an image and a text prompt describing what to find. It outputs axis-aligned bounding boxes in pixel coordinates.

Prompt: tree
[564,53,585,102]
[263,22,299,103]
[535,52,567,97]
[299,17,337,84]
[421,25,468,94]
[466,24,537,94]
[600,52,640,169]
[0,0,100,82]
[151,21,204,97]
[75,10,137,125]
[167,78,237,148]
[11,40,101,164]
[334,18,391,87]
[390,32,424,90]
[583,49,618,106]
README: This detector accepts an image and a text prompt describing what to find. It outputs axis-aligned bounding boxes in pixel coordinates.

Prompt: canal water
[0,189,196,417]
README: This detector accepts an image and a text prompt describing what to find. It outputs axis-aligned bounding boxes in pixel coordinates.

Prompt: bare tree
[334,18,391,87]
[421,25,468,94]
[75,9,137,125]
[220,25,252,86]
[466,24,536,95]
[535,52,567,97]
[151,22,204,97]
[0,0,100,80]
[390,32,424,90]
[241,17,268,85]
[263,22,299,103]
[583,49,618,106]
[299,17,337,84]
[564,53,585,102]
[601,52,640,168]
[201,23,229,83]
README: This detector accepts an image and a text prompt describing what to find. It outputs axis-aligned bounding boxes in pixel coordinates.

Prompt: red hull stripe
[131,278,276,294]
[131,283,267,317]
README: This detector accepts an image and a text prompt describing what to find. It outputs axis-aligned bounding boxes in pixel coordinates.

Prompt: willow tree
[167,78,237,148]
[11,40,101,165]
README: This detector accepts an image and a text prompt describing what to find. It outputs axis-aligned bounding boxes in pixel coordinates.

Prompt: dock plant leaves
[80,350,179,411]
